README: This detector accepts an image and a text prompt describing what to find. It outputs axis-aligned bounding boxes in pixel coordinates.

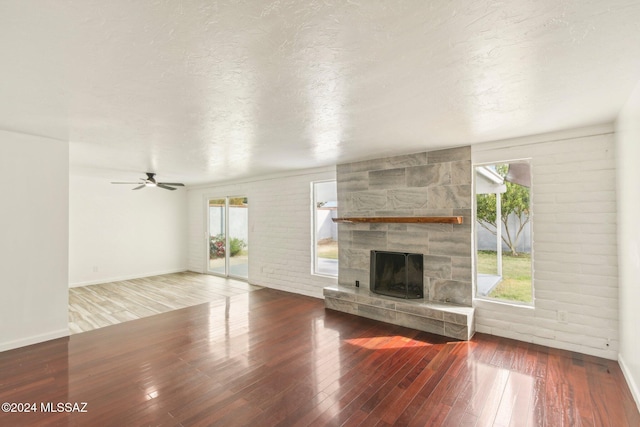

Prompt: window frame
[311,180,338,277]
[473,159,534,306]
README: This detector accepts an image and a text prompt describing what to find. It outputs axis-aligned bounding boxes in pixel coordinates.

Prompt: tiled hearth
[324,285,474,340]
[325,146,475,340]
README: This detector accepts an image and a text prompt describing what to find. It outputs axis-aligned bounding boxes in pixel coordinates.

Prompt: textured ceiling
[2,0,640,185]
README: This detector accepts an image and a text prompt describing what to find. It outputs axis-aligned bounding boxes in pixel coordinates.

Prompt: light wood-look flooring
[2,287,639,426]
[69,272,261,334]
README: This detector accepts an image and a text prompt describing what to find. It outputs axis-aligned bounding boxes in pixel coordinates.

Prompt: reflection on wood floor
[68,272,261,334]
[3,288,639,426]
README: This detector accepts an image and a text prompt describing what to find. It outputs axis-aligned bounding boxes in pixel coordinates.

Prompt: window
[208,196,249,279]
[475,161,532,304]
[312,181,338,276]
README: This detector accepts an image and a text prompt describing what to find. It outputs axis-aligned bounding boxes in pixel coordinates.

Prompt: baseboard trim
[0,328,69,353]
[619,353,640,412]
[69,268,188,288]
[474,324,617,360]
[254,282,323,300]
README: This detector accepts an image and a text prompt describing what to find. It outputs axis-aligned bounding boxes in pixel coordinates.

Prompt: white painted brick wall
[473,126,618,359]
[187,167,337,298]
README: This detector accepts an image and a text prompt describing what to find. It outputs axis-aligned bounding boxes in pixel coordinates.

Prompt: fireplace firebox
[370,250,423,299]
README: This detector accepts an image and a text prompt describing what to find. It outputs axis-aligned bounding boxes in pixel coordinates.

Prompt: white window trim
[311,180,338,278]
[472,159,535,307]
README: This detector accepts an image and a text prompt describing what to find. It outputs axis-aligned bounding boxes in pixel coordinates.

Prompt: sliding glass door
[208,197,249,280]
[228,198,249,278]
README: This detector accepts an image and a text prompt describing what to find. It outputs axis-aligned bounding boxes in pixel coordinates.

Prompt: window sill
[312,273,339,280]
[473,297,535,311]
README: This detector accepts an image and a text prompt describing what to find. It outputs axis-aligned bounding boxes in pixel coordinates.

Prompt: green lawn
[317,239,338,259]
[478,250,532,303]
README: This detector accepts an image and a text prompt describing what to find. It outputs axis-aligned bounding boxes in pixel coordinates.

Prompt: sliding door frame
[205,195,249,281]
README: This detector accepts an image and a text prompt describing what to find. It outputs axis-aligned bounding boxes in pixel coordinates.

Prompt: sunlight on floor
[345,336,433,350]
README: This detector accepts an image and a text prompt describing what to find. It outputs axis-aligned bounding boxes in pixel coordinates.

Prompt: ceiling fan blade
[112,174,180,190]
[157,184,177,191]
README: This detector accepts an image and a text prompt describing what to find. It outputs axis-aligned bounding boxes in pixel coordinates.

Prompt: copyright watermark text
[2,402,88,413]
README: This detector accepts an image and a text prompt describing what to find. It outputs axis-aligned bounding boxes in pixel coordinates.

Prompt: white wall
[473,124,619,359]
[188,167,337,298]
[69,174,187,286]
[616,80,640,408]
[0,130,69,351]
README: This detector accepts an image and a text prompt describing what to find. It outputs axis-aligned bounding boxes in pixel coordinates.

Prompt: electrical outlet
[557,310,568,323]
[355,280,360,287]
[92,266,99,273]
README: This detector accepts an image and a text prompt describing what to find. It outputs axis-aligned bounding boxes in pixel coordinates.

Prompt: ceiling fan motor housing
[111,173,184,190]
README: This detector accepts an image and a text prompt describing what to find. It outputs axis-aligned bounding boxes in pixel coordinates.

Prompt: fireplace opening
[370,250,423,299]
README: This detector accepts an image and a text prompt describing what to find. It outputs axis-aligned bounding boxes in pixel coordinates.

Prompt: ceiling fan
[111,172,185,191]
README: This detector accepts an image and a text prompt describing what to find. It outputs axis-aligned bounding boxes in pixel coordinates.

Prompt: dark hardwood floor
[0,288,638,426]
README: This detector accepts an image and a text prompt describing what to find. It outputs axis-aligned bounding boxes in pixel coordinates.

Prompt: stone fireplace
[323,147,475,340]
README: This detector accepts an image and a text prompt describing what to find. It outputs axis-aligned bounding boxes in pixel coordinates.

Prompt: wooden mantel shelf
[332,216,463,224]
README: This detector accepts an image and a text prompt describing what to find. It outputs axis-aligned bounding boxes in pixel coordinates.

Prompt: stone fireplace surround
[323,147,475,340]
